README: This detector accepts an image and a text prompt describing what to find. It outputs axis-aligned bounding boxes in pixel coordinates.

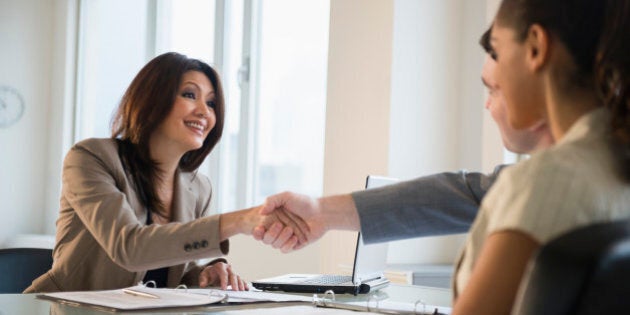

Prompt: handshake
[241,192,360,253]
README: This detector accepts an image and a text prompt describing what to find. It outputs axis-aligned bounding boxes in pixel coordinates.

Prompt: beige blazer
[25,138,229,293]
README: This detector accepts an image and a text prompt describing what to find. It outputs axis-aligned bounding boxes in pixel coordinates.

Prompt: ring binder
[323,289,336,305]
[414,299,426,315]
[366,294,380,312]
[312,290,449,315]
[206,289,230,304]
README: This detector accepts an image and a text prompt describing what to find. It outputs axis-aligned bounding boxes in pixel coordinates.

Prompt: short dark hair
[479,28,492,54]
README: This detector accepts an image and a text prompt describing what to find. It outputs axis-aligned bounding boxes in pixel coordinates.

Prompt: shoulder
[64,138,123,174]
[481,139,619,243]
[500,134,614,191]
[71,138,119,157]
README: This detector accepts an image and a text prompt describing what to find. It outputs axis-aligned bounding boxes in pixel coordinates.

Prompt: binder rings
[312,290,451,315]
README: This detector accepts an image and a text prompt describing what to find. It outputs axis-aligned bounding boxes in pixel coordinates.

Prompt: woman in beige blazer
[25,52,303,293]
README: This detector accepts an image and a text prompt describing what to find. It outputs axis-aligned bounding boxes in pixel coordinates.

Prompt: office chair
[0,247,53,293]
[512,219,630,315]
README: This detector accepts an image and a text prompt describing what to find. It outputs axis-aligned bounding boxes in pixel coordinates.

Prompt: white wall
[45,0,79,235]
[319,0,394,275]
[385,0,487,264]
[0,0,55,244]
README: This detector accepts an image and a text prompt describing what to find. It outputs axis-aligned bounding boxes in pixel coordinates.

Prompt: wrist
[219,210,250,240]
[319,194,360,231]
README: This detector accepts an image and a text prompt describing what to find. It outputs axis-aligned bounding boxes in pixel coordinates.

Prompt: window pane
[158,0,216,62]
[215,0,244,212]
[253,0,330,202]
[76,0,151,140]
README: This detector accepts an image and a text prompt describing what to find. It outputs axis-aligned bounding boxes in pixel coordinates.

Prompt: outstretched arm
[220,206,307,246]
[354,167,504,243]
[255,166,507,251]
[254,193,359,250]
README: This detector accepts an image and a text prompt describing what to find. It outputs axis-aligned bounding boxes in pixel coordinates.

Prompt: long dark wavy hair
[496,0,630,181]
[111,52,225,212]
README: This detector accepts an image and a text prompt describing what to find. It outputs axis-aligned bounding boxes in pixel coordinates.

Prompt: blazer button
[201,240,208,248]
[193,241,201,249]
[184,243,192,252]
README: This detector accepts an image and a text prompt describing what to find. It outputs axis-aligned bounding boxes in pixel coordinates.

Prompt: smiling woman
[23,52,306,293]
[151,71,217,154]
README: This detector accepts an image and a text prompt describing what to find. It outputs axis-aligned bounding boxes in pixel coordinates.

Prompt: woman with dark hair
[452,0,630,313]
[25,52,302,293]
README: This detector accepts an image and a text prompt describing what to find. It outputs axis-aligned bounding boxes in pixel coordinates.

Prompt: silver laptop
[252,175,397,295]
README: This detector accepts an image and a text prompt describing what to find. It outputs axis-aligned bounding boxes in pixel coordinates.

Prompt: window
[248,0,330,206]
[74,0,152,140]
[74,0,329,213]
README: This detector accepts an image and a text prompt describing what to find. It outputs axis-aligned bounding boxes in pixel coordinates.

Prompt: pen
[122,288,160,299]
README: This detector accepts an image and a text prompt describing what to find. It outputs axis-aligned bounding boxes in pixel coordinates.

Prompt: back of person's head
[111,52,225,171]
[496,0,630,180]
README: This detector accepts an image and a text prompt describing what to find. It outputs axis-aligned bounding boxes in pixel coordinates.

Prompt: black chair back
[513,220,630,315]
[0,248,53,293]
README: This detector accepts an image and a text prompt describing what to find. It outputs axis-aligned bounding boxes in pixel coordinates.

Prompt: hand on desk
[199,261,248,290]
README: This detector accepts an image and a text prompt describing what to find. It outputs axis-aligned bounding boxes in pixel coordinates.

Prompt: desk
[0,284,451,314]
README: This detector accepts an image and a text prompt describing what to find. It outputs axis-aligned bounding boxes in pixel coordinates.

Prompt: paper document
[216,305,382,314]
[188,288,312,303]
[312,291,451,315]
[339,300,451,314]
[39,285,226,311]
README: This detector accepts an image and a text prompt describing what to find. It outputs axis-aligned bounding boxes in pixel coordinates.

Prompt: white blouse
[454,108,630,296]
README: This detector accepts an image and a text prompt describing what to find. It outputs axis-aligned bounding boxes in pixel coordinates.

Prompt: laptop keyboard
[302,275,352,285]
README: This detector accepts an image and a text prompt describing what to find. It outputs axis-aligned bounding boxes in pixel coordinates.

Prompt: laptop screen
[351,175,398,284]
[251,175,397,294]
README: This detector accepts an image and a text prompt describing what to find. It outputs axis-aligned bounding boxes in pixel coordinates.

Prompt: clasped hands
[250,192,326,253]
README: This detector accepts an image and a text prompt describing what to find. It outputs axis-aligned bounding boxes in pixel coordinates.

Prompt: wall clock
[0,85,25,128]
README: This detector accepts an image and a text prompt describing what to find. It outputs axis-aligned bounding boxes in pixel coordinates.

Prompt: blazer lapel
[168,169,197,287]
[172,169,197,223]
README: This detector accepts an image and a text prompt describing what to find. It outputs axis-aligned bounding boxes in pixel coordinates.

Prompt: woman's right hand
[218,205,309,252]
[252,192,327,252]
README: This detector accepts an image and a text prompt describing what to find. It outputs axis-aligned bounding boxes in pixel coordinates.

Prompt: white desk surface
[0,284,451,315]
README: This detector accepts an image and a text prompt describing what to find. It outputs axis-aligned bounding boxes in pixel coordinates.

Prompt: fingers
[263,222,303,251]
[224,265,248,291]
[281,208,311,241]
[273,209,308,244]
[198,266,217,288]
[232,275,248,291]
[260,192,290,215]
[252,225,266,241]
[280,235,299,253]
[199,262,248,291]
[262,222,283,245]
[256,209,312,251]
[271,226,294,249]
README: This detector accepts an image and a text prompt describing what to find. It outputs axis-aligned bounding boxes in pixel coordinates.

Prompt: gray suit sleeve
[351,165,507,244]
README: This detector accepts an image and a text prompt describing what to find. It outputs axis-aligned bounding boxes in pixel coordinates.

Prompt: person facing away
[452,0,630,313]
[252,28,553,252]
[25,52,304,293]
